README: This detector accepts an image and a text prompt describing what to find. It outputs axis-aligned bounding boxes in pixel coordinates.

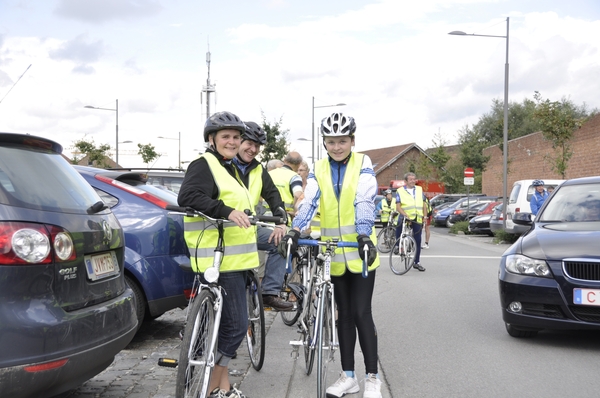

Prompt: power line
[0,64,32,105]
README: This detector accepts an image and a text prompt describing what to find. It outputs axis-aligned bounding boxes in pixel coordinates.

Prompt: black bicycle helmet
[532,179,544,187]
[242,121,267,145]
[321,112,356,137]
[203,111,245,142]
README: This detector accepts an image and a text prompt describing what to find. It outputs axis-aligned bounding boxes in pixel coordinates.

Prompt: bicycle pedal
[289,340,303,347]
[158,358,178,368]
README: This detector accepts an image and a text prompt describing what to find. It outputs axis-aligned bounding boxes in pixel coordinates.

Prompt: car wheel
[125,275,146,331]
[505,322,539,338]
[445,218,454,228]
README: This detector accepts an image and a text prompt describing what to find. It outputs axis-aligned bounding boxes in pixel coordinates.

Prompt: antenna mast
[201,40,216,120]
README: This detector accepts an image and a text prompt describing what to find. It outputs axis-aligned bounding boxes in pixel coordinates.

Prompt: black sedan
[498,176,600,338]
[468,213,494,236]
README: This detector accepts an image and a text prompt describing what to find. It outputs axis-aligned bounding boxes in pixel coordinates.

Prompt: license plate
[85,252,119,281]
[573,288,600,306]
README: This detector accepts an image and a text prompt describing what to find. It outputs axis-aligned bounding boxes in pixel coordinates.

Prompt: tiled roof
[360,143,432,174]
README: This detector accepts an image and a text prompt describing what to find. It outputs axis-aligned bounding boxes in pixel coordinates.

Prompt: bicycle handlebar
[165,205,287,225]
[296,239,368,278]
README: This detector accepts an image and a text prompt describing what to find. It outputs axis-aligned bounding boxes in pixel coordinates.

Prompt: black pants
[332,269,378,374]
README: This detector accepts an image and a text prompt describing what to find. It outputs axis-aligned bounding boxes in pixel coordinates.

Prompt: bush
[449,221,470,235]
[493,230,519,244]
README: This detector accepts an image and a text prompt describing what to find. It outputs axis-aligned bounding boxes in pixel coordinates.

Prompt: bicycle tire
[175,289,217,398]
[389,236,417,275]
[303,280,317,376]
[316,284,334,398]
[281,263,302,327]
[376,226,395,253]
[246,271,265,371]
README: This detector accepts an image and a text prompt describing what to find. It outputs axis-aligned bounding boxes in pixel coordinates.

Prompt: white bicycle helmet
[321,113,356,137]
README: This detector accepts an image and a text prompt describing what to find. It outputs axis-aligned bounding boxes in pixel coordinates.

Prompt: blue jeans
[215,271,248,360]
[395,218,423,264]
[257,226,286,296]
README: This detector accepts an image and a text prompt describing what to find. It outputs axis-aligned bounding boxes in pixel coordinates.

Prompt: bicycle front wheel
[376,226,395,253]
[175,289,217,398]
[303,281,317,375]
[389,236,417,275]
[316,284,334,398]
[246,271,265,371]
[281,263,302,327]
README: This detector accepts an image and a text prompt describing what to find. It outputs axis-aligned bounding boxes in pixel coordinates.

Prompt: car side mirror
[512,212,533,226]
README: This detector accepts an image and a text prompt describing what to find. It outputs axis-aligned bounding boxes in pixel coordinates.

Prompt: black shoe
[413,263,426,272]
[393,247,399,255]
[263,295,294,311]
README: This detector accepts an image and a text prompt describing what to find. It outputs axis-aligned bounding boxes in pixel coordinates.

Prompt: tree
[137,143,160,169]
[71,137,112,168]
[457,125,490,173]
[260,112,289,164]
[533,92,585,178]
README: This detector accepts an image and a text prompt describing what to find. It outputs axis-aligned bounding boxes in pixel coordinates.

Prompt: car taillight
[0,222,75,265]
[453,210,463,215]
[515,207,520,212]
[96,175,169,209]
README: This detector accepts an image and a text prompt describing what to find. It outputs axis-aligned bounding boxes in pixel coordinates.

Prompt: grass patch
[493,230,519,244]
[449,221,471,235]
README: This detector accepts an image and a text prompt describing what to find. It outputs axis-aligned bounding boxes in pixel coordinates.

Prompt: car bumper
[498,264,600,332]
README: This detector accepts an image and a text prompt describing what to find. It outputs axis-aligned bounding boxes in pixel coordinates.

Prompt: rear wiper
[87,201,108,214]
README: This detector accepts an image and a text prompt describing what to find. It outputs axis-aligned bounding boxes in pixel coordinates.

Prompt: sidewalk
[239,309,392,398]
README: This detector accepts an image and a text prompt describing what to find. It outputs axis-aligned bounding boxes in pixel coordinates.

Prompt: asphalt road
[59,228,600,397]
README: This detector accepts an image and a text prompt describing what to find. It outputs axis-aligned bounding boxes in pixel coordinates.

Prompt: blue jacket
[530,190,548,215]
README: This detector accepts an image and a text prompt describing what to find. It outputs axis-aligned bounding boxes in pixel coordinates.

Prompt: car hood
[518,222,600,260]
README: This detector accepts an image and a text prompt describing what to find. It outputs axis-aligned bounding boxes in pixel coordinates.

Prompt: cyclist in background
[177,111,254,398]
[530,179,548,216]
[279,112,382,398]
[233,121,292,311]
[376,189,396,225]
[394,172,427,271]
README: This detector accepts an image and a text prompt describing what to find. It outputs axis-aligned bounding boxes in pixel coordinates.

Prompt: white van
[505,179,565,234]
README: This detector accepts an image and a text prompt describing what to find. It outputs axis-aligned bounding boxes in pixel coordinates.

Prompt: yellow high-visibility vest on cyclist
[397,185,424,222]
[317,153,380,276]
[183,153,258,273]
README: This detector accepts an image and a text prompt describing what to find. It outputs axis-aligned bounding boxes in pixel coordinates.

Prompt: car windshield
[0,146,102,214]
[538,183,600,222]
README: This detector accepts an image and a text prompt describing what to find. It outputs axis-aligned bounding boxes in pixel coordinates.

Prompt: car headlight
[505,254,551,278]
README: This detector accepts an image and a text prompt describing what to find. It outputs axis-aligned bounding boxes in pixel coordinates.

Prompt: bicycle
[376,211,398,253]
[280,241,314,327]
[288,238,368,398]
[163,205,285,398]
[389,217,417,275]
[245,269,265,371]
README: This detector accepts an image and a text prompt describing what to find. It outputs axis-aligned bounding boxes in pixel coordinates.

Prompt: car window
[539,183,600,222]
[0,147,102,214]
[509,184,521,204]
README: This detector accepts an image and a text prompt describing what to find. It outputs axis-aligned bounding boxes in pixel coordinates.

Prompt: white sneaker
[363,374,382,398]
[326,372,360,397]
[422,243,429,249]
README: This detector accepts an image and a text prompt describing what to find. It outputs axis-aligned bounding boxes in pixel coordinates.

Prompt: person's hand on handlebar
[357,235,377,266]
[228,209,251,228]
[277,229,300,258]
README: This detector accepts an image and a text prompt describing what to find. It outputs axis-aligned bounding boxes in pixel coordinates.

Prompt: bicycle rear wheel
[175,289,216,398]
[389,236,416,275]
[376,226,395,253]
[246,271,265,371]
[316,284,334,398]
[281,262,302,327]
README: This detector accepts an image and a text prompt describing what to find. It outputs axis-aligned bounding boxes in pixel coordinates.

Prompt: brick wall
[375,147,423,188]
[483,113,600,196]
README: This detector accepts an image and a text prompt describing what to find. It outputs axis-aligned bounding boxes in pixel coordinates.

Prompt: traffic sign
[464,177,474,186]
[464,167,474,178]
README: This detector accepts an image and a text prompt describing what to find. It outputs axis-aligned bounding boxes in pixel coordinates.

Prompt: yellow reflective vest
[183,153,258,273]
[269,167,297,214]
[316,153,380,276]
[398,185,424,223]
[380,197,397,223]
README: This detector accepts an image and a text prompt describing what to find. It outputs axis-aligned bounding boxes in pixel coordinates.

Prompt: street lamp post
[311,97,346,162]
[449,17,509,227]
[158,132,181,169]
[84,99,119,165]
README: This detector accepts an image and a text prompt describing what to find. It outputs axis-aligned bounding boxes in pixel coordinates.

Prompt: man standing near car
[395,172,428,271]
[530,179,548,216]
[233,121,293,311]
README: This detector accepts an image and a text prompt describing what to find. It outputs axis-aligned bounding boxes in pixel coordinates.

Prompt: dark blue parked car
[0,134,137,398]
[75,166,194,330]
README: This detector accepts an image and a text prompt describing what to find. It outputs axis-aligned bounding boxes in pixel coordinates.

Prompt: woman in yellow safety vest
[279,112,383,398]
[177,111,255,398]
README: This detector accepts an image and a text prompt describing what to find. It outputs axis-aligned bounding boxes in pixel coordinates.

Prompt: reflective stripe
[184,219,239,231]
[334,250,361,262]
[189,242,258,258]
[321,225,355,236]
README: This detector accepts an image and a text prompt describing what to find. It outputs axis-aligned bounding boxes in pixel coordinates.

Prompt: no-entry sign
[464,167,474,177]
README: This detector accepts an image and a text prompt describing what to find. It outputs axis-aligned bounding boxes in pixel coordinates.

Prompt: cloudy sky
[1,0,599,169]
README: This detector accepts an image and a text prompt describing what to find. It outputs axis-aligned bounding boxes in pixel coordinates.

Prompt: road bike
[162,206,285,398]
[376,211,398,253]
[280,242,315,327]
[245,269,265,371]
[288,238,368,398]
[389,217,417,275]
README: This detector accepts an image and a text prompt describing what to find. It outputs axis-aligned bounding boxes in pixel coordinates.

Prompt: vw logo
[102,220,113,243]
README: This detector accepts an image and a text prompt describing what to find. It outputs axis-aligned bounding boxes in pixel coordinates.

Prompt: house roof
[360,143,433,174]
